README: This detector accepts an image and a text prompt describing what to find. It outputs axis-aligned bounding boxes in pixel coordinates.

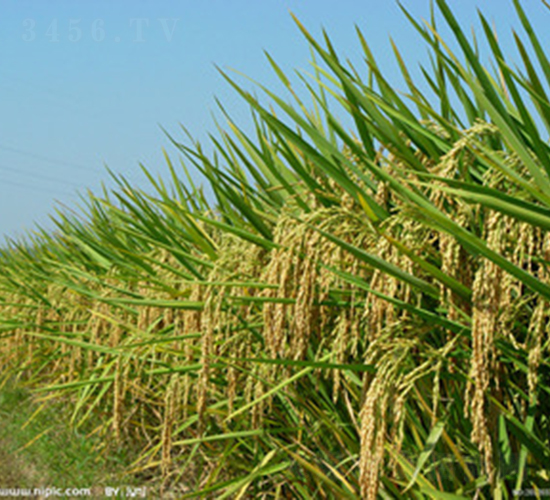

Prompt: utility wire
[0,178,72,197]
[0,143,103,174]
[0,69,82,102]
[0,163,84,189]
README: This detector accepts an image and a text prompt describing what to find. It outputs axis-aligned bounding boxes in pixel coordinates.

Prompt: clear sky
[1,0,549,241]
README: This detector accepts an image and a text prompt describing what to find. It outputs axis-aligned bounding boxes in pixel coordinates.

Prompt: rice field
[1,1,550,498]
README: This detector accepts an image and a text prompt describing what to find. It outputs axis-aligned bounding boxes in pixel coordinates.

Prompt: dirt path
[0,438,24,487]
[0,434,48,494]
[0,388,155,499]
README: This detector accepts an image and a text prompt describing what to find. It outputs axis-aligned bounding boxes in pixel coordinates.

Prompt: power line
[0,69,83,104]
[0,70,107,128]
[0,143,103,174]
[0,163,84,189]
[0,178,72,197]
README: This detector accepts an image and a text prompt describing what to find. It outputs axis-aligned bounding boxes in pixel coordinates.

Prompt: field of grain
[1,1,550,498]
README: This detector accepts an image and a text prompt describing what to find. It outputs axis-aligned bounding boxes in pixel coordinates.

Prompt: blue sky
[1,0,549,241]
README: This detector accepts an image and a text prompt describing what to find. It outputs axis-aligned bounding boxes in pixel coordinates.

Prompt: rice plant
[1,0,550,498]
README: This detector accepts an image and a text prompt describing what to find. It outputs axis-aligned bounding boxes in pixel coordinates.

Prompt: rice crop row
[1,1,549,497]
